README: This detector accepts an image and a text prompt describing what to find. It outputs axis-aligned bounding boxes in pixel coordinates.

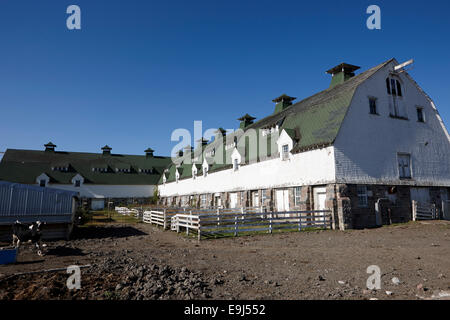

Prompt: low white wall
[160,146,336,197]
[46,184,155,199]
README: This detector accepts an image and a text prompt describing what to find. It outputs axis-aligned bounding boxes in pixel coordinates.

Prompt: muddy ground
[0,220,449,300]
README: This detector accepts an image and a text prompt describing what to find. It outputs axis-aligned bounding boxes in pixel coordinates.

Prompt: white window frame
[294,187,302,206]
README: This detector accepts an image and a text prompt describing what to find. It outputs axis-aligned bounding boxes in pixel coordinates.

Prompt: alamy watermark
[366,5,381,30]
[66,265,81,290]
[66,5,81,30]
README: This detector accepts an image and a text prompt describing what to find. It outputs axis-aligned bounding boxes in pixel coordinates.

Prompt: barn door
[313,187,327,222]
[230,193,238,208]
[276,189,289,212]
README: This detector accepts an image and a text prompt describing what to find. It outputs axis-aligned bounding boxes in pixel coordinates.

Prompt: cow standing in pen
[12,221,44,256]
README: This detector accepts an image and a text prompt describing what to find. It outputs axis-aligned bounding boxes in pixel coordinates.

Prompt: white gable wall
[159,146,335,197]
[334,61,450,186]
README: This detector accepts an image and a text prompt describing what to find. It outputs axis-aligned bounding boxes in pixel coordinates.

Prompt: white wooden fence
[171,209,332,240]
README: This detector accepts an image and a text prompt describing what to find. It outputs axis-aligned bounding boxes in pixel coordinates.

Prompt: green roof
[160,59,393,184]
[0,149,172,185]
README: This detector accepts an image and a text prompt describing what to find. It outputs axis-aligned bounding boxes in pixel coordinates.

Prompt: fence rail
[412,200,438,221]
[171,209,332,240]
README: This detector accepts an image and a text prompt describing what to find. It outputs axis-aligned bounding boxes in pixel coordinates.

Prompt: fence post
[432,204,437,220]
[163,209,167,230]
[234,214,238,237]
[186,215,190,236]
[217,208,220,226]
[269,213,272,234]
[198,215,201,241]
[298,211,301,232]
[412,200,417,221]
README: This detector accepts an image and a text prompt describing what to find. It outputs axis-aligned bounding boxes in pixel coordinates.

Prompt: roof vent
[196,138,208,149]
[44,142,57,152]
[101,145,112,155]
[238,114,256,129]
[272,94,296,114]
[326,63,360,88]
[144,148,154,157]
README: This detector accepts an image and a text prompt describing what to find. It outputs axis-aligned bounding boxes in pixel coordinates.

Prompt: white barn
[158,58,450,229]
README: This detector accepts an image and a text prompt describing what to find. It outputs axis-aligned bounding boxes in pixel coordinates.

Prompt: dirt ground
[1,220,449,300]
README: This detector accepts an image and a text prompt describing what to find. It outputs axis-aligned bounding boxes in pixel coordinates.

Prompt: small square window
[75,180,81,187]
[369,98,377,115]
[417,108,425,123]
[40,180,46,187]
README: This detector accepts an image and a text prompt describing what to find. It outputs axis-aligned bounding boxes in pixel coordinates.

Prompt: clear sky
[0,0,449,158]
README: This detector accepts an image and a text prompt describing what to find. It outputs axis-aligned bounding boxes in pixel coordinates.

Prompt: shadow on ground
[72,225,147,240]
[46,246,85,257]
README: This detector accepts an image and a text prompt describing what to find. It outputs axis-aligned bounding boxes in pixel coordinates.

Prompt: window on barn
[357,185,368,207]
[282,144,290,161]
[39,180,46,187]
[233,158,239,171]
[416,107,425,123]
[294,187,302,206]
[261,190,267,206]
[369,97,378,115]
[201,194,207,207]
[386,77,403,97]
[398,154,412,179]
[75,180,81,187]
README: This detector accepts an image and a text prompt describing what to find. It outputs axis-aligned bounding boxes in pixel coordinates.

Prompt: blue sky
[0,0,449,158]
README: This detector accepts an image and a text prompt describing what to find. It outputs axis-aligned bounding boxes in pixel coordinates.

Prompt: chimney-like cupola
[144,148,154,158]
[101,145,112,155]
[214,128,227,139]
[237,114,256,129]
[44,142,57,152]
[326,63,360,88]
[272,94,296,114]
[184,145,194,153]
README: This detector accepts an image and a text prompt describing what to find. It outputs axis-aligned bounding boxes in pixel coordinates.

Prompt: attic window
[416,107,425,123]
[386,77,402,97]
[233,158,239,171]
[92,167,108,173]
[39,180,46,187]
[75,180,81,187]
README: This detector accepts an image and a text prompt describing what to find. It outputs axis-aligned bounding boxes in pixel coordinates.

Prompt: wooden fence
[170,209,332,240]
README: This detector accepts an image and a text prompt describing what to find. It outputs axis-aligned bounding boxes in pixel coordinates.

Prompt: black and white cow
[12,221,44,256]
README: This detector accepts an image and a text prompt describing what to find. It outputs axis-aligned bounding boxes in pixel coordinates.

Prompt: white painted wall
[159,146,335,197]
[45,183,155,199]
[334,60,450,186]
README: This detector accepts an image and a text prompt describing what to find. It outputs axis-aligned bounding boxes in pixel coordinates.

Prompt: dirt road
[1,221,449,300]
